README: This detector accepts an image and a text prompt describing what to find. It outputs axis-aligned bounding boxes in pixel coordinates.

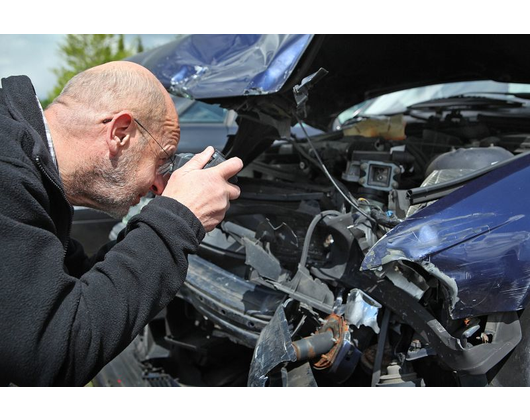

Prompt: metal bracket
[293,67,329,118]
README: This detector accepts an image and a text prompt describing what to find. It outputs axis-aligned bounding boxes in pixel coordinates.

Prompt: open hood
[129,35,530,131]
[128,34,314,100]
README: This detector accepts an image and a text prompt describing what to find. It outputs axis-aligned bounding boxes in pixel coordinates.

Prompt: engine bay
[100,95,530,387]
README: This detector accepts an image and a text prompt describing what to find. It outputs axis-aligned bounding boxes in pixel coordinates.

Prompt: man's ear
[107,112,133,157]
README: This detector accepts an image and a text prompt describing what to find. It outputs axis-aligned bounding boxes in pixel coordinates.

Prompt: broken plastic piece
[342,289,381,334]
[247,304,297,387]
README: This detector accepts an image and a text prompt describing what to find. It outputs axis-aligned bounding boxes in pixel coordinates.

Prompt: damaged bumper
[179,254,285,347]
[362,152,530,319]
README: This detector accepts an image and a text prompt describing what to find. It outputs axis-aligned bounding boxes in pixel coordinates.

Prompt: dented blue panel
[362,153,530,319]
[128,34,313,100]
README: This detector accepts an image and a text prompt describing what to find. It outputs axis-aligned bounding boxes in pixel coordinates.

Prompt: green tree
[42,34,142,108]
[136,36,144,53]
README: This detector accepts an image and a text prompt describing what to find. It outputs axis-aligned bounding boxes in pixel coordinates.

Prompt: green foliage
[42,34,143,108]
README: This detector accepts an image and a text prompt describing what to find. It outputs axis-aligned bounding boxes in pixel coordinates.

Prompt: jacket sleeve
[0,159,205,386]
[64,236,118,278]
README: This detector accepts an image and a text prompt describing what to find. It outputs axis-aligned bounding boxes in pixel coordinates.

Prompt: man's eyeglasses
[134,118,175,176]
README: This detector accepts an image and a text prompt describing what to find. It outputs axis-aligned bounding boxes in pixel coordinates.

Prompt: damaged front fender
[362,153,530,319]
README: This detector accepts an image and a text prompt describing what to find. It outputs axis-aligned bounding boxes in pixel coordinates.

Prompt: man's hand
[162,146,243,232]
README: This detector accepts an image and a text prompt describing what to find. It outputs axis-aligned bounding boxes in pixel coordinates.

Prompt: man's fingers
[184,146,215,170]
[163,148,242,232]
[213,157,243,180]
[227,183,241,201]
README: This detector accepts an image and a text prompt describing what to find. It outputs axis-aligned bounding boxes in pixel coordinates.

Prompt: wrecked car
[95,35,530,387]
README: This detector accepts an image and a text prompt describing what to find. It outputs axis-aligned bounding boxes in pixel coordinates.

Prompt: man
[0,61,243,386]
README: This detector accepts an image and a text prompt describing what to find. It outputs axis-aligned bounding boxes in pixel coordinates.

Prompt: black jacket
[0,76,205,386]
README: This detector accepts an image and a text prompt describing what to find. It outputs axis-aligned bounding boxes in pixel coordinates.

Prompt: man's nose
[150,173,168,195]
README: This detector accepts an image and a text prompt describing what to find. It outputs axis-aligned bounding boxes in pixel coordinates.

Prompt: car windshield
[335,80,530,128]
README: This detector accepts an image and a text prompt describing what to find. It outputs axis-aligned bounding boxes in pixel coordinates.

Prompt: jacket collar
[1,75,62,183]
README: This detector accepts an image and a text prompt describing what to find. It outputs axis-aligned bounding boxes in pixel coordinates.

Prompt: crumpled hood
[129,34,314,100]
[129,35,530,130]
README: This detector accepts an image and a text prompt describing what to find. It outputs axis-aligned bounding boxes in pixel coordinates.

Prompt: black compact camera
[173,149,238,184]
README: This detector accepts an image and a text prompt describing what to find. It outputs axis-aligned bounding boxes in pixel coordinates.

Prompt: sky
[0,34,177,100]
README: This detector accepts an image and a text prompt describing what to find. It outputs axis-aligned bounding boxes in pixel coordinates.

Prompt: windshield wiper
[455,91,530,100]
[408,95,525,111]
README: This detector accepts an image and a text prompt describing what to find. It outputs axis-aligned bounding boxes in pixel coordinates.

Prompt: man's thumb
[184,146,215,170]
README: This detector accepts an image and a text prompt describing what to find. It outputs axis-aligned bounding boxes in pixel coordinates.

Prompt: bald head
[49,61,172,134]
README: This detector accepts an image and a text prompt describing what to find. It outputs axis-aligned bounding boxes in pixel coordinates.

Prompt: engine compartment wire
[294,116,379,225]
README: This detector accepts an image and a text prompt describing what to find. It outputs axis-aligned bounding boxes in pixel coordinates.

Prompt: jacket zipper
[35,155,73,257]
